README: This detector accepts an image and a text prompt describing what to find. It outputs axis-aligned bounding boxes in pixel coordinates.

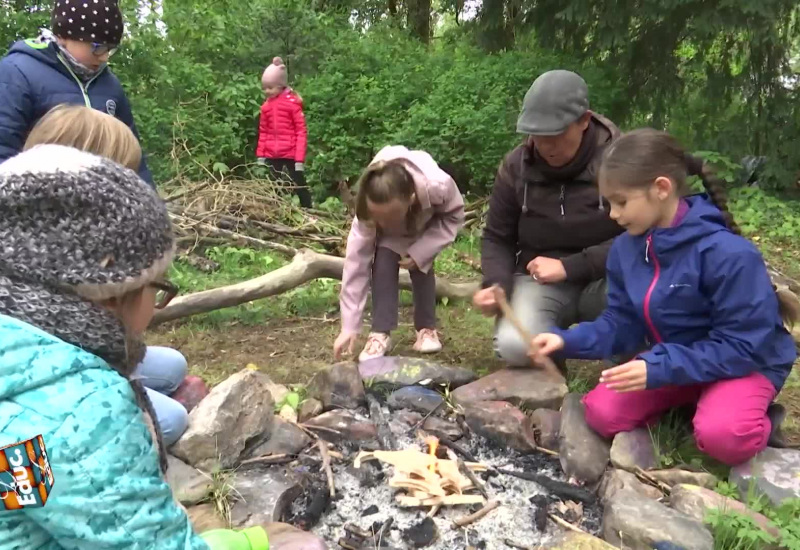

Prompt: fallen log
[151,249,480,325]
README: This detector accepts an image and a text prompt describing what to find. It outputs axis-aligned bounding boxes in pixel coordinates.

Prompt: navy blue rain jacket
[556,194,796,391]
[0,38,153,186]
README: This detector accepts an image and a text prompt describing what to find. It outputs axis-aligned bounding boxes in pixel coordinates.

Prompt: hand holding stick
[491,285,564,380]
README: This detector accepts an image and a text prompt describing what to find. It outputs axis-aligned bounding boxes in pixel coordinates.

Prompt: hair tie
[684,153,704,177]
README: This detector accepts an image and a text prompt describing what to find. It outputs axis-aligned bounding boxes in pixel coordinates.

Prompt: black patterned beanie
[0,144,175,472]
[52,0,124,45]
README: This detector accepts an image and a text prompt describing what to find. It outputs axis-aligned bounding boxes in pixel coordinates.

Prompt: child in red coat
[256,57,311,208]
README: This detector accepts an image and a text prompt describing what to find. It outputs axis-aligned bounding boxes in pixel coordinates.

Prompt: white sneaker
[413,329,442,354]
[359,332,392,362]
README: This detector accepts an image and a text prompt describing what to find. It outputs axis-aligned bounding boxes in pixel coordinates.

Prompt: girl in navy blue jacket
[532,128,798,465]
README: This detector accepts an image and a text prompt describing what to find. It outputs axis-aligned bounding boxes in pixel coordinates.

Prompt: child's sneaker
[359,332,391,362]
[413,329,442,353]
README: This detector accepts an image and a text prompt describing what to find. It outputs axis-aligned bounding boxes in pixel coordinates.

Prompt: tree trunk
[407,0,431,44]
[151,249,479,325]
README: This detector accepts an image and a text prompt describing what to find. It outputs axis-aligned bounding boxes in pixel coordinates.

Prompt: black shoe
[767,403,787,449]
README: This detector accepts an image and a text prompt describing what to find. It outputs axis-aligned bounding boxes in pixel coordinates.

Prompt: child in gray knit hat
[0,145,267,548]
[24,104,196,448]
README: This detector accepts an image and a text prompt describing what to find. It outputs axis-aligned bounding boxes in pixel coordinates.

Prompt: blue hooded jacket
[556,194,797,391]
[0,314,210,549]
[0,37,153,186]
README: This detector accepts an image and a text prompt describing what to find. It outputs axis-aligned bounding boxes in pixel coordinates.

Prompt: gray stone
[451,367,568,411]
[462,401,538,453]
[648,469,718,490]
[423,416,463,441]
[387,386,444,414]
[265,381,290,406]
[165,455,213,506]
[308,362,366,410]
[670,484,779,537]
[186,503,227,533]
[279,403,298,423]
[558,394,610,483]
[298,398,323,423]
[246,418,312,457]
[230,469,302,527]
[531,409,561,451]
[599,468,663,504]
[610,428,657,472]
[731,447,800,506]
[603,489,714,550]
[172,369,275,470]
[358,356,476,389]
[304,410,378,443]
[264,522,329,549]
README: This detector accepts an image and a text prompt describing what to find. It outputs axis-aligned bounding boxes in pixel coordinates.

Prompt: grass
[704,485,800,550]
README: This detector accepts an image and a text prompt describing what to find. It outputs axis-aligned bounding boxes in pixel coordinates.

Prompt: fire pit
[277,392,602,550]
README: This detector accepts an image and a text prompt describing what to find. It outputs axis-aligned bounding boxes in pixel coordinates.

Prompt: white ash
[313,431,568,549]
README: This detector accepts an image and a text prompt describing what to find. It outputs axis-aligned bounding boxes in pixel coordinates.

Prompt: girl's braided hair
[601,128,800,328]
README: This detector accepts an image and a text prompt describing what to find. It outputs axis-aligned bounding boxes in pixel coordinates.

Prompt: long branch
[151,249,479,325]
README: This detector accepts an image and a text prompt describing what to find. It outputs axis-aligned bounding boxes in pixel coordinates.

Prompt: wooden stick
[317,440,335,497]
[301,423,342,436]
[492,285,563,379]
[426,504,442,518]
[452,499,501,528]
[239,453,295,466]
[534,446,560,458]
[634,467,672,495]
[548,513,589,535]
[458,458,490,500]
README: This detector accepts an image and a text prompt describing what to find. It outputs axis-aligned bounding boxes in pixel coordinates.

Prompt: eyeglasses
[149,280,179,309]
[91,42,119,57]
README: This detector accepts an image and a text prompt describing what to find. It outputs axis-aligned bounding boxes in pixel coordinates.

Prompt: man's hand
[600,360,648,392]
[333,330,358,360]
[526,257,567,284]
[399,256,418,271]
[472,287,499,316]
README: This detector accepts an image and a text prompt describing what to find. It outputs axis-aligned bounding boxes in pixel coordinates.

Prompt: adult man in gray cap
[473,70,623,370]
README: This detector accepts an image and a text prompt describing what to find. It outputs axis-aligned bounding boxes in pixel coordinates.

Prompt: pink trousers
[583,372,777,466]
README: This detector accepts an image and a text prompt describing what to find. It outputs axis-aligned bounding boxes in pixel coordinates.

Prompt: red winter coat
[256,88,307,162]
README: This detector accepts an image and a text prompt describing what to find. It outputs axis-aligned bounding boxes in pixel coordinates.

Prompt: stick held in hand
[491,285,563,379]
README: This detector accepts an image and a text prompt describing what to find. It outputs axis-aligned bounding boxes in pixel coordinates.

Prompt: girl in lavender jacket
[333,146,465,362]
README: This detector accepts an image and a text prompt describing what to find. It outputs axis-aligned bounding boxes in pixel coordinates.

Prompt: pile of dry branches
[164,173,488,261]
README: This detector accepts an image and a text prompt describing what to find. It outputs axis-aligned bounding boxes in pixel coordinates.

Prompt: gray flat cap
[516,70,589,136]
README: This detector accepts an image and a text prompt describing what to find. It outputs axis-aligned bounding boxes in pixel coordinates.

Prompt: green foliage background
[2,0,799,195]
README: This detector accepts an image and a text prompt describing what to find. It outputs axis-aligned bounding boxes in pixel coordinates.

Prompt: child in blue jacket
[532,128,797,466]
[0,0,153,186]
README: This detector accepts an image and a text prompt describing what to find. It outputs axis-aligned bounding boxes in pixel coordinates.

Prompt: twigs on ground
[634,467,672,495]
[496,469,595,504]
[317,440,335,498]
[452,499,500,528]
[548,513,589,535]
[240,453,296,466]
[504,540,539,550]
[458,458,490,500]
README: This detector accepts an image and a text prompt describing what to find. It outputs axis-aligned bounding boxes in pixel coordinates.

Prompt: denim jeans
[134,346,189,447]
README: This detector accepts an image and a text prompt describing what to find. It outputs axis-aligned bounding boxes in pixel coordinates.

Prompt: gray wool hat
[0,144,175,301]
[516,70,590,136]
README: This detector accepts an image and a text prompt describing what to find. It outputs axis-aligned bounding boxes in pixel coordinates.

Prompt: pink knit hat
[261,57,288,89]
